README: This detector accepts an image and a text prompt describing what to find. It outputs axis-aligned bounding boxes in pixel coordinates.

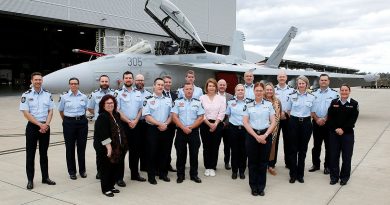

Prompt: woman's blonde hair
[264,82,278,103]
[296,75,310,89]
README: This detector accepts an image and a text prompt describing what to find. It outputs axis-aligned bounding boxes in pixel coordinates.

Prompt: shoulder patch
[21,97,26,103]
[143,100,147,107]
[113,92,118,97]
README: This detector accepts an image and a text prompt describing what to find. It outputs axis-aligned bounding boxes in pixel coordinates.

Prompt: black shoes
[330,179,338,185]
[159,176,171,182]
[70,175,77,180]
[116,180,126,187]
[239,173,245,179]
[309,166,320,172]
[103,191,114,197]
[297,178,304,183]
[340,180,348,186]
[42,178,56,185]
[111,188,120,193]
[177,177,184,183]
[168,165,177,172]
[131,175,146,182]
[251,189,258,196]
[27,181,33,190]
[289,177,296,183]
[225,163,231,170]
[259,191,265,196]
[190,176,202,183]
[148,178,157,185]
[232,173,238,180]
[96,172,100,179]
[324,168,330,175]
[80,172,87,178]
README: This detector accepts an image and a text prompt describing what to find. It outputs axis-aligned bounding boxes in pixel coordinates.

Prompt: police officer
[171,82,204,183]
[163,75,178,172]
[243,82,276,196]
[87,74,115,179]
[327,84,359,186]
[142,78,172,185]
[134,74,152,172]
[217,79,234,170]
[115,71,146,187]
[309,74,339,174]
[19,72,56,190]
[243,71,255,100]
[226,84,249,180]
[177,70,203,99]
[58,77,88,180]
[275,70,294,169]
[286,75,315,183]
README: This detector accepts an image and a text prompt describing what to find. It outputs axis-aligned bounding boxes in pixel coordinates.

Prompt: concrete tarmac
[0,87,389,205]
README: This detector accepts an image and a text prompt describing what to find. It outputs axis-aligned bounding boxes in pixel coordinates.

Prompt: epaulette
[116,88,123,92]
[330,88,338,92]
[24,89,32,94]
[289,90,297,95]
[109,88,115,91]
[228,98,235,102]
[62,91,68,95]
[264,98,271,102]
[288,85,293,88]
[312,88,318,92]
[245,98,254,104]
[193,98,200,101]
[176,97,183,100]
[145,96,153,100]
[43,88,50,93]
[93,89,99,93]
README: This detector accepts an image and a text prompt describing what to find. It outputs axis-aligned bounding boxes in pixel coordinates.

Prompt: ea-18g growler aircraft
[43,0,369,93]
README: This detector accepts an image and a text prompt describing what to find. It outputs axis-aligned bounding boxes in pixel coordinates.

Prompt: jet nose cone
[43,70,69,94]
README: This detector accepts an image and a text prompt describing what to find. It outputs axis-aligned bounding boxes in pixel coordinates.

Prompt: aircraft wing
[156,62,364,79]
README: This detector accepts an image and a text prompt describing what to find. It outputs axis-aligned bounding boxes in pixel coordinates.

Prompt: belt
[291,116,311,122]
[229,123,244,130]
[64,115,86,120]
[253,128,267,135]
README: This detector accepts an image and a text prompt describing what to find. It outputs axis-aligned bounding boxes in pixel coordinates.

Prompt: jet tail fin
[265,26,298,68]
[229,30,246,60]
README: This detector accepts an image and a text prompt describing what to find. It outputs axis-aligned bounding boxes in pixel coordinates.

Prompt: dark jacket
[327,98,359,134]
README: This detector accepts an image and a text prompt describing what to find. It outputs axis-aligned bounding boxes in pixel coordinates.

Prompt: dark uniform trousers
[146,124,171,179]
[246,129,271,192]
[167,124,176,167]
[311,121,330,168]
[139,120,148,172]
[63,116,88,175]
[287,116,313,179]
[221,125,231,165]
[329,131,354,182]
[97,153,119,193]
[200,121,223,170]
[120,121,143,179]
[228,124,247,174]
[175,128,201,178]
[26,122,50,181]
[274,116,290,167]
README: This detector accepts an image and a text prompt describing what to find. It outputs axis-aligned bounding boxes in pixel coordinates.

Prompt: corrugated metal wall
[0,0,236,46]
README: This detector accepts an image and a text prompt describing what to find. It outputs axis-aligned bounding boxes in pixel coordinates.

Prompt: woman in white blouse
[199,78,226,177]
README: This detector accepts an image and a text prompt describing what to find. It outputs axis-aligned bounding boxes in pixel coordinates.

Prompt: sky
[236,0,390,73]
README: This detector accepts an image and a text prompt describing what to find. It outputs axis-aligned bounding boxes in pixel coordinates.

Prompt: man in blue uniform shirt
[19,72,56,190]
[58,77,88,180]
[309,74,339,174]
[142,78,173,185]
[115,71,146,186]
[87,74,115,179]
[171,83,204,183]
[177,70,203,99]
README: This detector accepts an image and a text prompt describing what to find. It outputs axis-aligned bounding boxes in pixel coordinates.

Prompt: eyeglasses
[135,80,144,82]
[69,83,79,85]
[105,102,114,105]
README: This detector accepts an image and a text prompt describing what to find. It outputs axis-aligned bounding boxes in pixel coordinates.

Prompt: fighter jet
[43,0,369,93]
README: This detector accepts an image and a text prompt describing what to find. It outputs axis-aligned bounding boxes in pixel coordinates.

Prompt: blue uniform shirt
[312,87,339,118]
[171,97,205,126]
[275,84,294,112]
[142,94,172,124]
[226,98,249,126]
[243,99,275,130]
[19,88,55,122]
[115,86,143,120]
[138,89,152,120]
[58,90,88,117]
[286,90,316,117]
[177,85,203,100]
[87,88,115,120]
[244,83,255,100]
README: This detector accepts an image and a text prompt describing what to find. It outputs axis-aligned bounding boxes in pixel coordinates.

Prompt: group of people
[19,70,359,197]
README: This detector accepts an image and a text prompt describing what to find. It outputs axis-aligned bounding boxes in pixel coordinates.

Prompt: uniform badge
[122,93,127,98]
[150,100,155,105]
[179,102,184,107]
[232,103,236,107]
[333,104,339,108]
[21,97,26,103]
[29,98,34,101]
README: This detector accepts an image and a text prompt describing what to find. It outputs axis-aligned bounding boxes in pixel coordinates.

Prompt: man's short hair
[186,70,195,77]
[122,71,133,79]
[31,72,42,79]
[154,77,164,85]
[99,74,109,80]
[319,73,329,79]
[68,77,79,84]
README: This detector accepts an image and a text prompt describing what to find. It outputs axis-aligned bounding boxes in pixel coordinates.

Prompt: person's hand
[158,123,168,131]
[183,127,192,135]
[39,123,49,133]
[209,123,217,132]
[106,144,112,158]
[280,112,287,120]
[335,128,344,136]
